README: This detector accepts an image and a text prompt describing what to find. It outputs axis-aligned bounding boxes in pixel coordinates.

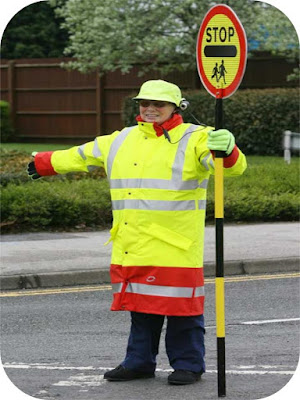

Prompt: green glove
[207,129,235,155]
[27,152,41,180]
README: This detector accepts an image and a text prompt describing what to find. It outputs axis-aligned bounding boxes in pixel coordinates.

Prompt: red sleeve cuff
[35,152,57,176]
[210,145,239,168]
[223,145,239,168]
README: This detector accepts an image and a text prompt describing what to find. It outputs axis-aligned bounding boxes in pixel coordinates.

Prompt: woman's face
[139,100,176,125]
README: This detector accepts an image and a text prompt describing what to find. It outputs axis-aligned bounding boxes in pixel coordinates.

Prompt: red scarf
[136,113,183,137]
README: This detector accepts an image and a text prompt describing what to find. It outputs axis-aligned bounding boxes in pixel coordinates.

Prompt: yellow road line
[0,285,112,298]
[0,272,299,298]
[205,272,300,284]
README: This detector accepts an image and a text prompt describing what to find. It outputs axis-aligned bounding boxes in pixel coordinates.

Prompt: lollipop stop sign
[196,5,247,398]
[196,4,247,99]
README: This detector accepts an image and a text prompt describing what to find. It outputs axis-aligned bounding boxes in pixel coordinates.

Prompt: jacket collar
[136,113,183,137]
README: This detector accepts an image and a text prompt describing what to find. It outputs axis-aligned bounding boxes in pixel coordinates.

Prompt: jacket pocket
[105,223,119,245]
[146,223,192,251]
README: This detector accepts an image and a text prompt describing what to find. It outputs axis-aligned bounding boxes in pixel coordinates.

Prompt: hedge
[1,156,299,232]
[1,179,112,231]
[0,101,15,142]
[122,88,299,156]
[0,148,107,187]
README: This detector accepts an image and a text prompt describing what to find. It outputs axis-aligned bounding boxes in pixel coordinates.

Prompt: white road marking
[206,370,294,375]
[3,362,296,377]
[241,317,300,325]
[3,363,106,371]
[53,373,106,387]
[233,365,293,370]
[49,369,295,389]
[204,317,300,329]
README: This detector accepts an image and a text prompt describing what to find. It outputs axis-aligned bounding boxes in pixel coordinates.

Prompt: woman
[28,79,247,385]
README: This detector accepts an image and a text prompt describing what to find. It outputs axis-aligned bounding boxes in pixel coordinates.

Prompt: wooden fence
[0,56,297,143]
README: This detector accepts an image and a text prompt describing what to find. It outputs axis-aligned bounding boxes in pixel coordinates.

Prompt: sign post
[196,5,247,397]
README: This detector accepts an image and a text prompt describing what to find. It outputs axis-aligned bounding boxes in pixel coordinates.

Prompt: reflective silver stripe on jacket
[107,127,135,178]
[168,124,198,189]
[92,138,102,158]
[78,144,87,160]
[112,199,205,211]
[198,200,206,210]
[201,153,214,171]
[112,282,204,298]
[109,178,208,190]
[111,283,122,293]
[110,178,208,190]
[108,124,204,190]
[78,142,102,160]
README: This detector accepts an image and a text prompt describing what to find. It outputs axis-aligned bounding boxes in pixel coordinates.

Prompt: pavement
[0,222,299,291]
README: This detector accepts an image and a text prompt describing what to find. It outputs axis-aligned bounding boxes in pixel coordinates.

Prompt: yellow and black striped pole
[214,95,226,397]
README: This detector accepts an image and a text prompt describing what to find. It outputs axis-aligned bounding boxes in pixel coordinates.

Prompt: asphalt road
[1,272,300,400]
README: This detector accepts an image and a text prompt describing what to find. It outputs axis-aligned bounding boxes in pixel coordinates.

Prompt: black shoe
[104,365,155,381]
[168,369,203,385]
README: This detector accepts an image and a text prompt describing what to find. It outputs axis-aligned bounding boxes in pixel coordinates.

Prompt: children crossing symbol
[211,60,227,84]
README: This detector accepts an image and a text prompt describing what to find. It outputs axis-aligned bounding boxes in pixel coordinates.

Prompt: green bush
[216,156,299,222]
[122,88,299,156]
[1,179,112,231]
[0,101,15,142]
[0,148,106,187]
[1,156,299,232]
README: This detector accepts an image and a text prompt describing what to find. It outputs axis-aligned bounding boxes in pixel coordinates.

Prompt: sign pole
[196,5,247,397]
[214,92,226,397]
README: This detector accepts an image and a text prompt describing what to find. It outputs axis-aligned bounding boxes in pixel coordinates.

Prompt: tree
[52,0,298,77]
[249,3,299,81]
[250,3,299,56]
[1,0,69,59]
[51,0,265,74]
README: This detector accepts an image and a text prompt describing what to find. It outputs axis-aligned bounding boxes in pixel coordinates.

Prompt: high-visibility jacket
[35,115,247,316]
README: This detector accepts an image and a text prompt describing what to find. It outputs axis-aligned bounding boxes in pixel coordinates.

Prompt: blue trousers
[121,312,205,374]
